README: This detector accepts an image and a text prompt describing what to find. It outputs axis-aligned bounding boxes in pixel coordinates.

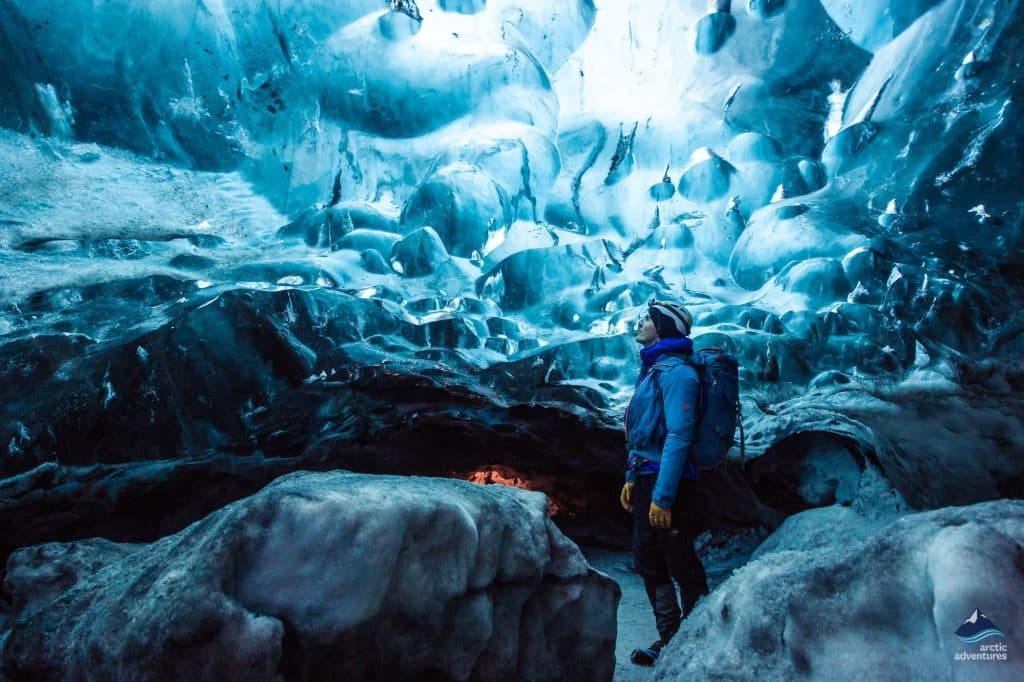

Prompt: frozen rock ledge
[1,471,619,681]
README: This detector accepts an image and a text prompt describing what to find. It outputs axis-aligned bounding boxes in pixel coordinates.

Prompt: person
[620,300,709,666]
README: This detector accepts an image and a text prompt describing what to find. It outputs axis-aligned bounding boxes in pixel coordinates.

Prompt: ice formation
[658,500,1024,680]
[3,0,1022,475]
[2,472,618,681]
[1,0,1022,677]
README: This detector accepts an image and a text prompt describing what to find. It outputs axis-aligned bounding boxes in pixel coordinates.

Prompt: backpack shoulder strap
[648,354,684,396]
[649,353,686,372]
[651,355,705,424]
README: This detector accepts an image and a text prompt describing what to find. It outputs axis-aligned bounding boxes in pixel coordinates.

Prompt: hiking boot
[629,639,664,667]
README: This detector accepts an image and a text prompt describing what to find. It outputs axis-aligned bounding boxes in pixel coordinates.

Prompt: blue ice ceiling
[1,0,1022,504]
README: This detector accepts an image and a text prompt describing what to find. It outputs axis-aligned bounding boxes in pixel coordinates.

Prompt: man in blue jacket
[620,300,709,666]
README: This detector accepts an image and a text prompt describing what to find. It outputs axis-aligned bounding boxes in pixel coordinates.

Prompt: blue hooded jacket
[624,339,700,507]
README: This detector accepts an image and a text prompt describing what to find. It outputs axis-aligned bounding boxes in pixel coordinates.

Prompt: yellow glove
[620,482,635,512]
[649,502,672,529]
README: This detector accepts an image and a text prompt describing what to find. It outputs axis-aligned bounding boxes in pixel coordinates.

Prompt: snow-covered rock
[657,500,1024,681]
[3,538,140,618]
[2,471,618,681]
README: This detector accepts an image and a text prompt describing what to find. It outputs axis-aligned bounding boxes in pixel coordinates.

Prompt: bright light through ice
[482,227,506,255]
[826,79,847,141]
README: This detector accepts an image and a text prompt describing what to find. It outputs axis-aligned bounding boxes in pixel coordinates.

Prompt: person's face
[635,313,659,347]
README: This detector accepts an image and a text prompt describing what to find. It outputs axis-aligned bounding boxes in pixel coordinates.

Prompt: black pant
[632,474,709,644]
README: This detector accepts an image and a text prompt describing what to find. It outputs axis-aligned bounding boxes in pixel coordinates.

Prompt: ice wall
[1,0,1022,509]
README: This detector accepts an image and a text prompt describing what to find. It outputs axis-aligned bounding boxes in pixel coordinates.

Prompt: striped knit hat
[648,300,693,338]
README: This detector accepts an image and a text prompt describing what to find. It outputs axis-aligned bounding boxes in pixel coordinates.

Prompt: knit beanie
[648,301,693,338]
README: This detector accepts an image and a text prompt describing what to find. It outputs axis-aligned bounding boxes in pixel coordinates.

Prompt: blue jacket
[624,352,700,507]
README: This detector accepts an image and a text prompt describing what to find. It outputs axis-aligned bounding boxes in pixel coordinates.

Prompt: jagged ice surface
[1,0,1023,676]
[3,0,1022,449]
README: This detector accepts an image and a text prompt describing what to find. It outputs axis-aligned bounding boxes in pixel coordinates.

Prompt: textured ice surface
[751,463,907,557]
[0,0,1022,517]
[2,0,1023,677]
[1,0,1021,495]
[657,500,1024,681]
[2,471,619,681]
[820,0,943,52]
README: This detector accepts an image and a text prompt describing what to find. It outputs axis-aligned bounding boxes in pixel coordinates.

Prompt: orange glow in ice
[466,465,563,515]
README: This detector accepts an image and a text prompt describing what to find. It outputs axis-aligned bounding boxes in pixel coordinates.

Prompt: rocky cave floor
[585,547,664,682]
[585,533,757,681]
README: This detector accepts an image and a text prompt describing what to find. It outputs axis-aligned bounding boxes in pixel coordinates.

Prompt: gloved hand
[649,502,672,529]
[620,482,635,512]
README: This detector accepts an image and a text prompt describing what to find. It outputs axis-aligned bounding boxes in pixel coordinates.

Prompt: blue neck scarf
[639,337,693,378]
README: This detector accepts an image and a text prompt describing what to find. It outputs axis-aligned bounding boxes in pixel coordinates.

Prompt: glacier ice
[1,0,1023,675]
[695,8,737,56]
[658,500,1024,681]
[2,472,619,681]
[819,0,943,52]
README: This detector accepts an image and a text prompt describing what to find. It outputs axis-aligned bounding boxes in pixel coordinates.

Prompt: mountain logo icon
[955,609,1006,644]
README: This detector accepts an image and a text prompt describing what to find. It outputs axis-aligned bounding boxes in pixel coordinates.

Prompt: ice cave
[0,0,1022,680]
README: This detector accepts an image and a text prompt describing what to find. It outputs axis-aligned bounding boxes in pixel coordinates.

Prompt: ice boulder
[657,500,1024,681]
[335,228,402,255]
[796,158,826,192]
[488,244,595,311]
[2,471,619,681]
[391,226,450,276]
[277,206,352,248]
[402,164,512,258]
[677,148,737,203]
[726,132,783,164]
[774,258,851,307]
[695,8,738,56]
[360,249,392,274]
[729,199,867,290]
[277,201,398,249]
